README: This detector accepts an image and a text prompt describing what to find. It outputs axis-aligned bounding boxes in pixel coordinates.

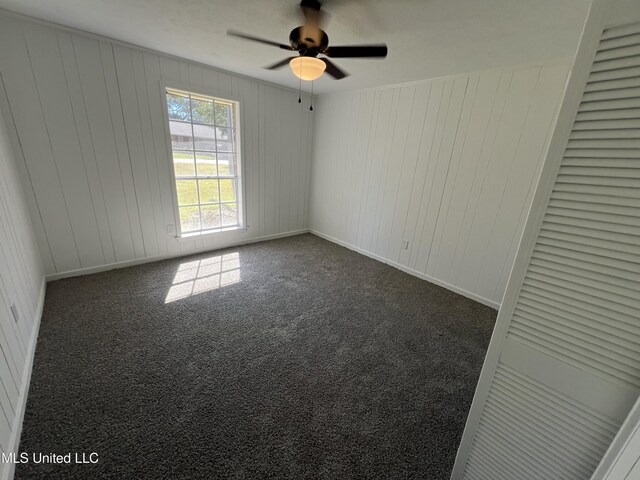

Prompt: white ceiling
[0,0,591,94]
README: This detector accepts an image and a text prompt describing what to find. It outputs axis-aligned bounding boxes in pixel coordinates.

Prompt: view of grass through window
[166,88,240,234]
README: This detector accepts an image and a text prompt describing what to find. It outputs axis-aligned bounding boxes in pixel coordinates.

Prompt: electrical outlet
[166,224,175,235]
[401,240,409,250]
[10,304,18,323]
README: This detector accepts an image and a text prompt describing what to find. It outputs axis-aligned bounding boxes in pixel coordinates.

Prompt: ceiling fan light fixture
[290,56,325,81]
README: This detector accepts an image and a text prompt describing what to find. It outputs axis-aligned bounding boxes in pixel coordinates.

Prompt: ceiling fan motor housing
[289,26,329,53]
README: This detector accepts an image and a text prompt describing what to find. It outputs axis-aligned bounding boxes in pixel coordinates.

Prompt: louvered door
[452,6,640,480]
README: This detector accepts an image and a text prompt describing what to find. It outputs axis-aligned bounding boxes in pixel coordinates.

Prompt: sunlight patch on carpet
[165,252,241,303]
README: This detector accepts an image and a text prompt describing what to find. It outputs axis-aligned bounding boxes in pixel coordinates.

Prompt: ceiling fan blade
[321,58,349,79]
[324,44,387,58]
[265,58,294,70]
[227,30,294,51]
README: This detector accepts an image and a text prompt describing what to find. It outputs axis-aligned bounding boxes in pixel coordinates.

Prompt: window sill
[176,226,248,242]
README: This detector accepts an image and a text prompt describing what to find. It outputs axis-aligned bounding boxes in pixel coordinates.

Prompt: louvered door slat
[517,300,640,352]
[561,157,640,168]
[573,118,640,130]
[575,107,640,120]
[582,86,640,101]
[594,44,640,61]
[591,56,640,72]
[578,98,640,111]
[518,289,640,337]
[520,283,639,329]
[570,128,640,139]
[531,249,640,282]
[566,138,640,148]
[598,32,640,51]
[585,76,640,93]
[550,189,640,208]
[539,226,640,254]
[553,182,640,200]
[530,254,640,290]
[601,21,640,40]
[548,200,640,223]
[588,65,640,82]
[556,174,640,188]
[544,213,640,235]
[564,147,640,157]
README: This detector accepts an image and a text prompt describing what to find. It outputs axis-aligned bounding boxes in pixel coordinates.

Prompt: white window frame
[161,84,245,239]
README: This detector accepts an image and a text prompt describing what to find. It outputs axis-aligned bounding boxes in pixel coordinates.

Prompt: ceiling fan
[227,0,388,81]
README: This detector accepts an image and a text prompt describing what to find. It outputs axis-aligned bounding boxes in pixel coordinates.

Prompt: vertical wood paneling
[0,72,45,472]
[131,49,167,256]
[425,76,477,275]
[23,24,104,270]
[400,80,442,269]
[72,35,136,264]
[346,90,375,246]
[100,41,146,260]
[450,72,512,287]
[375,86,415,258]
[310,62,570,306]
[409,79,453,272]
[477,63,569,302]
[0,14,314,277]
[0,17,80,273]
[388,83,431,264]
[361,89,394,253]
[58,32,117,266]
[431,72,500,281]
[457,68,540,297]
[113,45,159,259]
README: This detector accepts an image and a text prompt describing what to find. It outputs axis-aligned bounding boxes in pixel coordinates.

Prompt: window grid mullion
[214,114,223,230]
[189,95,204,231]
[175,175,238,180]
[179,200,237,209]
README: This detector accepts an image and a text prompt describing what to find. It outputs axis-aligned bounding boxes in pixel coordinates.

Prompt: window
[165,88,242,235]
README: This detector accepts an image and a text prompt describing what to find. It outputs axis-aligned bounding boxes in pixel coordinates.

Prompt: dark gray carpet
[17,233,496,480]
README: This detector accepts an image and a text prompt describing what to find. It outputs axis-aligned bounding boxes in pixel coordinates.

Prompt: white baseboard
[2,277,46,480]
[46,229,310,282]
[310,229,500,310]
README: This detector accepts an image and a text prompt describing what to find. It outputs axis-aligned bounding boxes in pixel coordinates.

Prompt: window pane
[195,152,217,176]
[198,179,219,204]
[167,92,191,121]
[193,124,216,151]
[221,203,238,227]
[191,97,214,125]
[170,121,193,150]
[201,205,221,230]
[176,179,198,206]
[166,89,241,235]
[217,153,235,176]
[219,179,236,203]
[216,127,234,152]
[173,151,195,176]
[215,102,232,127]
[180,206,200,232]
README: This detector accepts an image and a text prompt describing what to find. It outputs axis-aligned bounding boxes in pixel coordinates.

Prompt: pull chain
[298,61,302,104]
[310,81,314,111]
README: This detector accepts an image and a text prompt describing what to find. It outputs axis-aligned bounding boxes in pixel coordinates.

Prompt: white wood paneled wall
[310,61,570,308]
[0,13,314,278]
[0,77,45,479]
